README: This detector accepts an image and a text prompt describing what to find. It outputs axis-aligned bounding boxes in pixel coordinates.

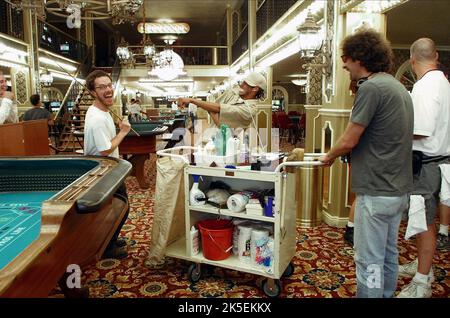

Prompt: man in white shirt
[0,71,18,125]
[397,38,450,298]
[128,99,142,122]
[84,70,131,259]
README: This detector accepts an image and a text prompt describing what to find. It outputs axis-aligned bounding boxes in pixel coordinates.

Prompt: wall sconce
[291,74,309,94]
[297,11,331,75]
[291,74,308,86]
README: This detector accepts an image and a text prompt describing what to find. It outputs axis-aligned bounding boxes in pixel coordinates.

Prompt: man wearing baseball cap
[176,71,267,129]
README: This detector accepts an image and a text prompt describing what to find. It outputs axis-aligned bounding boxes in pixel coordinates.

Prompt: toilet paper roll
[250,228,270,268]
[237,225,253,263]
[227,193,250,213]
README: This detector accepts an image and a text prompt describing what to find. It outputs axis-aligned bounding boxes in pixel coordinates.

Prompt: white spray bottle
[189,175,206,206]
[190,226,199,255]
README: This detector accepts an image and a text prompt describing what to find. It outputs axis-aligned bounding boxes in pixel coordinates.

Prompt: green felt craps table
[0,192,57,270]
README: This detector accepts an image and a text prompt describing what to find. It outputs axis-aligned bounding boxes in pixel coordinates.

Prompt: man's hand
[176,98,191,109]
[119,117,131,134]
[319,153,335,167]
[0,91,14,101]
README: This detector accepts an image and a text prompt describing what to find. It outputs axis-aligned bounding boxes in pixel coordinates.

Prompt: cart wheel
[262,279,282,298]
[188,263,202,283]
[282,262,294,277]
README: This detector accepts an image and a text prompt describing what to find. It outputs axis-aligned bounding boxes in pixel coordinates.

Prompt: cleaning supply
[226,135,240,164]
[226,191,255,213]
[239,134,250,165]
[246,198,264,216]
[205,138,216,156]
[189,175,206,206]
[237,224,253,264]
[250,227,270,268]
[264,196,274,217]
[190,226,199,255]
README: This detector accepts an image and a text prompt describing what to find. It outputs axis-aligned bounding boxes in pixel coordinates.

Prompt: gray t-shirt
[23,107,52,121]
[350,73,414,196]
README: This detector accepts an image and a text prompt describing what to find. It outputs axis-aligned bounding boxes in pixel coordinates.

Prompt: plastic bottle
[205,138,216,156]
[226,135,240,164]
[189,175,206,206]
[221,124,231,156]
[190,226,199,255]
[239,134,250,165]
[214,129,224,156]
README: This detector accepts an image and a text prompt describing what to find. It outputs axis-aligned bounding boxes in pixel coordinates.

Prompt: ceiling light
[40,70,53,87]
[291,74,308,86]
[137,22,190,34]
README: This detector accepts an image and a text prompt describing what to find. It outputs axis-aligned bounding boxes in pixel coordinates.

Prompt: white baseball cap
[243,71,267,93]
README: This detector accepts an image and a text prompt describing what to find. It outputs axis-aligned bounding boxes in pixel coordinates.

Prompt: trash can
[296,158,323,227]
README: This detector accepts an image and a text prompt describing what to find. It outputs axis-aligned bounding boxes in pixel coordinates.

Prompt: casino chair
[272,112,279,128]
[276,112,294,143]
[298,115,306,142]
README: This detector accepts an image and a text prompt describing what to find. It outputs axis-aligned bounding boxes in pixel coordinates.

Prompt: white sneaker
[398,259,434,283]
[397,277,432,298]
[398,259,418,277]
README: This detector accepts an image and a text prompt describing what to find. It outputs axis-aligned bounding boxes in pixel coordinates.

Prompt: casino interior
[0,0,449,298]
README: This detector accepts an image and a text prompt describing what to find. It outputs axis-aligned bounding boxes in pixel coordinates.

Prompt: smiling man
[83,69,131,259]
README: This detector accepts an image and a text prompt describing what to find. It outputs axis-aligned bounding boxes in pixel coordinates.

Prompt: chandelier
[116,2,155,68]
[5,0,144,25]
[148,40,186,81]
[115,4,186,81]
[40,69,54,87]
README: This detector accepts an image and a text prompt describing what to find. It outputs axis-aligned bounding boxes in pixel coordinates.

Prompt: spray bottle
[189,175,206,206]
[190,225,199,255]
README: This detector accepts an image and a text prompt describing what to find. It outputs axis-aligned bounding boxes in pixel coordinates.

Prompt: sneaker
[398,259,434,283]
[103,245,128,259]
[397,277,432,298]
[436,233,449,250]
[398,259,418,277]
[343,226,354,246]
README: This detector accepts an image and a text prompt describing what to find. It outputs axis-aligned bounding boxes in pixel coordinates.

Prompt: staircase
[56,89,93,153]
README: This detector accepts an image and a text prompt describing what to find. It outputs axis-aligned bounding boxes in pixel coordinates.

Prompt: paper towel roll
[250,228,270,268]
[237,225,253,263]
[227,193,250,213]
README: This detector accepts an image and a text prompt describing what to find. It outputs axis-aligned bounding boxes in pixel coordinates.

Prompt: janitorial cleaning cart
[153,146,323,297]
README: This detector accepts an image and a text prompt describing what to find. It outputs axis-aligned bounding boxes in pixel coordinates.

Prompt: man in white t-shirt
[84,70,131,259]
[397,38,450,298]
[0,71,18,125]
[128,99,142,122]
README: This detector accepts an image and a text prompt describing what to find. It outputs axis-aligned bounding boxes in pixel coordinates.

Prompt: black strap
[422,155,450,164]
[418,69,440,81]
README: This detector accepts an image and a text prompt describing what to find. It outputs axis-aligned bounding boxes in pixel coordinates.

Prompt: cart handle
[304,152,326,157]
[156,146,197,164]
[275,160,324,173]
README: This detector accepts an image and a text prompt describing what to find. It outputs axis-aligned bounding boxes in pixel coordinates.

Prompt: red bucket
[198,219,234,261]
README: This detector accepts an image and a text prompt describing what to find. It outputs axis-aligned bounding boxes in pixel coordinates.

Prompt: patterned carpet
[50,140,449,298]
